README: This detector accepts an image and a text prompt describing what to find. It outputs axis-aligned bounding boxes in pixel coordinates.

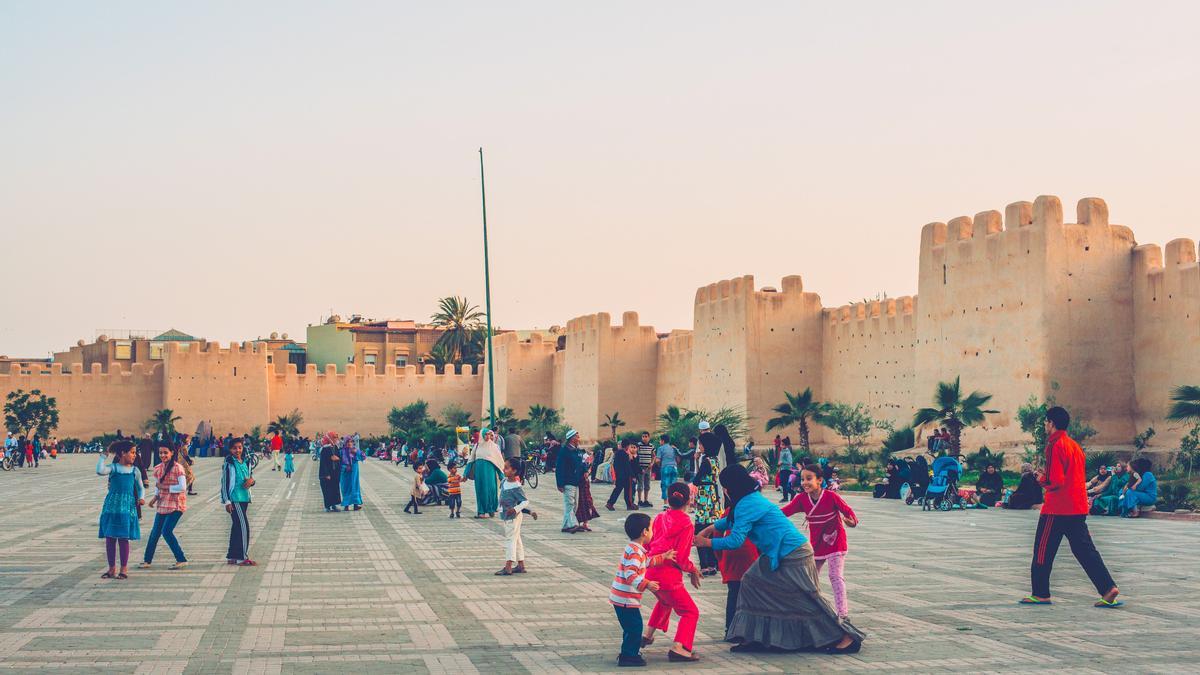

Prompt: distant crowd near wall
[3,194,1196,450]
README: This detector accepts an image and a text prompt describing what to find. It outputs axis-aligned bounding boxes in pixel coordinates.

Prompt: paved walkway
[0,454,1197,673]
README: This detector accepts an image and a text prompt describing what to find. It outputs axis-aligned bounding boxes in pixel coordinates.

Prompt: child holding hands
[610,512,675,668]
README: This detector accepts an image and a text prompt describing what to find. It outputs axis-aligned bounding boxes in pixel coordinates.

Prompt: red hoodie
[645,509,698,588]
[1039,430,1089,515]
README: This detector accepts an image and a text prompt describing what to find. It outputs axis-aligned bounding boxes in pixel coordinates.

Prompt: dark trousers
[613,605,643,657]
[695,522,718,569]
[404,496,420,513]
[446,494,462,513]
[607,474,634,508]
[226,502,250,561]
[778,469,793,501]
[725,581,741,631]
[1031,514,1115,599]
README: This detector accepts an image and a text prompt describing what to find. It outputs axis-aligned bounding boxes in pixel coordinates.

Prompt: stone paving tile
[1,454,1197,673]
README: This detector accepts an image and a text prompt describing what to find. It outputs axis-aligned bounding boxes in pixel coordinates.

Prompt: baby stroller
[922,456,963,511]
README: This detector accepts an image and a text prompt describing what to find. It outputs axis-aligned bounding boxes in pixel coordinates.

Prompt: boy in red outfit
[643,483,703,662]
[1022,406,1121,607]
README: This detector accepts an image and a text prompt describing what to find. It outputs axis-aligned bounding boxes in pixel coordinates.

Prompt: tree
[388,400,430,436]
[1017,387,1097,457]
[655,405,750,447]
[425,343,454,374]
[1167,385,1200,423]
[458,327,491,367]
[439,403,474,429]
[143,408,182,438]
[879,426,916,459]
[912,377,997,455]
[4,389,59,439]
[765,388,824,453]
[268,408,304,441]
[816,402,875,454]
[430,296,485,364]
[522,404,561,440]
[484,407,519,435]
[603,412,626,441]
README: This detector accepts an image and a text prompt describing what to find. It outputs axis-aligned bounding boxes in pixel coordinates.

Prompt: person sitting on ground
[1003,463,1043,510]
[969,463,1004,507]
[423,460,448,505]
[1119,458,1158,518]
[1086,464,1112,495]
[1090,461,1130,516]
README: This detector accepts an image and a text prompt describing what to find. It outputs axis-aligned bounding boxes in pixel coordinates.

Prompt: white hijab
[470,431,505,474]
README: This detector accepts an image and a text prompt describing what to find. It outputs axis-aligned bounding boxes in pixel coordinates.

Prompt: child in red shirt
[643,483,702,662]
[713,508,760,632]
[782,464,858,618]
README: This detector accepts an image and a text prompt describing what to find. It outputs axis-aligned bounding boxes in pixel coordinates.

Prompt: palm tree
[484,407,519,435]
[912,376,997,454]
[430,296,485,364]
[523,404,561,438]
[425,343,453,374]
[144,408,181,438]
[268,408,304,441]
[765,388,824,453]
[604,412,626,441]
[1167,385,1200,422]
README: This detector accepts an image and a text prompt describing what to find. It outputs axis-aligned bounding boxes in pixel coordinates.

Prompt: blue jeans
[660,465,679,500]
[143,510,186,563]
[1120,490,1156,515]
[613,605,643,657]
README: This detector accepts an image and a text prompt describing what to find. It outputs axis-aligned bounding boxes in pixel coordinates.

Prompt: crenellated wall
[822,296,917,431]
[0,362,163,438]
[483,332,556,421]
[1132,238,1200,445]
[269,362,481,436]
[15,193,1196,450]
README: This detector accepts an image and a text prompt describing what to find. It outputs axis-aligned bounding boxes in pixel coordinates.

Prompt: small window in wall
[364,352,377,366]
[115,340,133,360]
[266,354,273,364]
[395,355,408,368]
[149,342,165,359]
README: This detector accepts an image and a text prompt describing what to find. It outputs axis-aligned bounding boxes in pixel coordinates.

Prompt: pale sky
[3,1,1199,357]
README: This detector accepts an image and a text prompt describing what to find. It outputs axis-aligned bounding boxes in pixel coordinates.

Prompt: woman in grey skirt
[696,464,865,654]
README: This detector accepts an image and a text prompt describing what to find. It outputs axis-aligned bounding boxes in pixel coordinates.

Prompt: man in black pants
[606,439,637,510]
[1022,406,1121,607]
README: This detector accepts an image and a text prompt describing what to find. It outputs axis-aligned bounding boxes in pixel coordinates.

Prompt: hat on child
[564,429,578,442]
[697,421,711,431]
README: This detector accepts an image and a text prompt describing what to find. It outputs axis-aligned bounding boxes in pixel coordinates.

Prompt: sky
[2,1,1199,357]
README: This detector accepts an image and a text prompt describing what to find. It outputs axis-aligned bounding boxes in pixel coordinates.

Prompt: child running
[284,448,294,478]
[643,482,702,662]
[782,464,858,618]
[496,457,537,575]
[97,440,144,579]
[610,512,673,668]
[445,461,463,518]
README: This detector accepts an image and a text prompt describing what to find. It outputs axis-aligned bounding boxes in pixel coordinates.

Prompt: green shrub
[1085,450,1118,474]
[964,446,1006,473]
[1157,483,1194,512]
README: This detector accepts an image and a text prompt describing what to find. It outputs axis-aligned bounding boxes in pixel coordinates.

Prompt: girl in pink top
[643,482,703,662]
[782,464,858,618]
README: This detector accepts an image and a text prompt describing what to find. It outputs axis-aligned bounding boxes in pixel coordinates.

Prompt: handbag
[464,461,476,481]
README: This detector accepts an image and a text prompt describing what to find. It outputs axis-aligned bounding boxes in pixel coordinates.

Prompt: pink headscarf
[320,431,340,448]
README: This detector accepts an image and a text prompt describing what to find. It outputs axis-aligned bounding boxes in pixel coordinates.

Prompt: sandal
[641,635,654,648]
[237,559,258,567]
[116,573,128,580]
[170,562,188,570]
[494,568,513,576]
[138,562,152,569]
[1094,598,1124,608]
[668,650,700,662]
[513,567,527,574]
[100,572,114,579]
[1018,596,1052,605]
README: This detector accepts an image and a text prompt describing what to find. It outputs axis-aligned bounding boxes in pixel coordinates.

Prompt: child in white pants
[496,458,537,576]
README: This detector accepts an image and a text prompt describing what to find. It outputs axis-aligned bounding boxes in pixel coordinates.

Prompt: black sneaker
[617,654,646,667]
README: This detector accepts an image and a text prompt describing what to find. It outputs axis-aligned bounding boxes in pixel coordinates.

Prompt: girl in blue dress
[97,440,144,579]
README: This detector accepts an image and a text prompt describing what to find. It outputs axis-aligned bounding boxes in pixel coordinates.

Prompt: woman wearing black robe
[319,444,342,511]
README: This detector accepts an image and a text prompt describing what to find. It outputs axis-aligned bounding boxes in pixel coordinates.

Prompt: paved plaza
[0,454,1197,674]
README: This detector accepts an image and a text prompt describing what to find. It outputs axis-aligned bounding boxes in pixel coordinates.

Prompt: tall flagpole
[479,148,497,427]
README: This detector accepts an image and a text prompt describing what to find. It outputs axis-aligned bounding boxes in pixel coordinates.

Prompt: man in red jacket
[1023,406,1121,607]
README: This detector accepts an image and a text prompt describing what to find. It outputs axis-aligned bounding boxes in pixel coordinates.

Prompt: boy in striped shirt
[445,462,463,518]
[610,512,675,667]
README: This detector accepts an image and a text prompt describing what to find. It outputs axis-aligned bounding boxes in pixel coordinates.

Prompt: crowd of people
[73,400,1142,667]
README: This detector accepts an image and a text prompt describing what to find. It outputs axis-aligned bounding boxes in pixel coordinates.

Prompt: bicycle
[522,453,543,489]
[1,450,13,471]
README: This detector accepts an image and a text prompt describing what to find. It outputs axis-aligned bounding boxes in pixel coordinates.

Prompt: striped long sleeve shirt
[609,542,666,608]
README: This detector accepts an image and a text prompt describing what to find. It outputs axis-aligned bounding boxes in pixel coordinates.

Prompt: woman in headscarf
[318,432,342,512]
[575,445,600,531]
[695,463,865,655]
[691,426,723,576]
[468,428,504,518]
[909,455,930,502]
[340,437,365,511]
